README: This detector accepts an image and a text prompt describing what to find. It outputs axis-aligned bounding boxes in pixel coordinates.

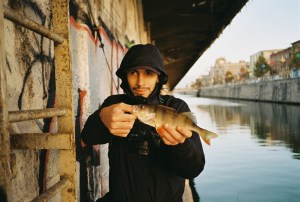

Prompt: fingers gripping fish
[132,105,218,145]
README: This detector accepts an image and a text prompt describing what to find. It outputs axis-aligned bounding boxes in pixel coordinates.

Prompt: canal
[175,94,300,202]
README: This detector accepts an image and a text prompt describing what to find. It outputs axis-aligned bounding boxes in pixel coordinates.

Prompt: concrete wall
[4,1,56,201]
[200,78,300,104]
[3,0,148,201]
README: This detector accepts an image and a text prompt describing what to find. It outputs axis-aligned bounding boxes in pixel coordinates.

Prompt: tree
[193,78,202,89]
[225,71,234,83]
[291,51,300,69]
[254,55,271,77]
[240,66,249,80]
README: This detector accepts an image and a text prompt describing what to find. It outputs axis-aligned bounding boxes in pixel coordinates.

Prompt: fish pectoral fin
[153,119,157,128]
[139,113,156,123]
[147,113,156,121]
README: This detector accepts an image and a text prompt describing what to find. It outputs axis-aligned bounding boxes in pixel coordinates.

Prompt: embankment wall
[200,78,300,104]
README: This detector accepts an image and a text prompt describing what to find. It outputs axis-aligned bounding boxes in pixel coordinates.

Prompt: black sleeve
[80,109,113,145]
[162,96,206,178]
[80,96,119,145]
[161,132,205,178]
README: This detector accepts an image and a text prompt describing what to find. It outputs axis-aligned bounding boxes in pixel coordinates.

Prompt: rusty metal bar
[31,177,70,202]
[0,2,13,201]
[53,0,77,201]
[8,108,68,123]
[3,5,64,44]
[10,133,72,150]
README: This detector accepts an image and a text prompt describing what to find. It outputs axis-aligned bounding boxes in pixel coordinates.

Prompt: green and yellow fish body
[132,105,217,145]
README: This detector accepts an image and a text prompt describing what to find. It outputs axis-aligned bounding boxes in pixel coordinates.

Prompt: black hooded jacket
[81,44,205,202]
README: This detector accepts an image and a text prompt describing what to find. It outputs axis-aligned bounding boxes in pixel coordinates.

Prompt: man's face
[126,67,159,98]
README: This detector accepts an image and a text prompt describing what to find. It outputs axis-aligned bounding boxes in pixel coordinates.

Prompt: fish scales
[132,105,218,145]
[156,105,165,127]
[164,106,175,127]
[177,113,187,128]
[154,105,174,127]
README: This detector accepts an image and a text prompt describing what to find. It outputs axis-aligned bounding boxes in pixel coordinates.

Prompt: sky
[176,0,300,88]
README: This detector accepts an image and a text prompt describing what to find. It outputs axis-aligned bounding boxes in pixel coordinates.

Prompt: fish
[132,105,218,145]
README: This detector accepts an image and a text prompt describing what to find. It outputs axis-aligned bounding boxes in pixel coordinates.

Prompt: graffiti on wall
[8,0,55,110]
[7,0,57,198]
[5,0,126,200]
[70,15,126,202]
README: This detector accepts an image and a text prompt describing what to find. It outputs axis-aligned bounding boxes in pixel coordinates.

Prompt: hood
[116,44,168,91]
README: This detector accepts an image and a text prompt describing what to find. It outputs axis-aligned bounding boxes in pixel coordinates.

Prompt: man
[81,44,205,202]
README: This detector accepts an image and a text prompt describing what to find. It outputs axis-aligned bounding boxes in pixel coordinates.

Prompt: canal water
[175,94,300,202]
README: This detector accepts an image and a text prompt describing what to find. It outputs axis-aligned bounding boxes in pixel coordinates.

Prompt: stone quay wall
[199,78,300,104]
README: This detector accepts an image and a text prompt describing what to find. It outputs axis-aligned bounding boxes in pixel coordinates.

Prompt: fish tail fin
[202,137,211,146]
[193,126,218,146]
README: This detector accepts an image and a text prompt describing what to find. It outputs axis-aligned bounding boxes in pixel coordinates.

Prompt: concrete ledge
[200,78,300,104]
[183,180,193,202]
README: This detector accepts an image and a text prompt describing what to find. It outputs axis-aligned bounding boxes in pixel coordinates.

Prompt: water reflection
[175,95,300,201]
[197,100,300,159]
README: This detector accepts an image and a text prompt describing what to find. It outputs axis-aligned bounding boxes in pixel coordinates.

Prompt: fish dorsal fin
[156,105,176,111]
[156,105,196,123]
[181,112,197,123]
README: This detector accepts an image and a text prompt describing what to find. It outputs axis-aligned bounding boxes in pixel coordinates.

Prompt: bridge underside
[142,0,249,90]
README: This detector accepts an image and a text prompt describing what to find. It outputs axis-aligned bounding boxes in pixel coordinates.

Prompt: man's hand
[100,103,136,137]
[156,124,192,145]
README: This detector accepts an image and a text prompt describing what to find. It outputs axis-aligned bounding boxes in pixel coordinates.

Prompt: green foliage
[240,66,249,80]
[225,71,234,83]
[291,51,300,69]
[194,78,202,89]
[254,55,271,77]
